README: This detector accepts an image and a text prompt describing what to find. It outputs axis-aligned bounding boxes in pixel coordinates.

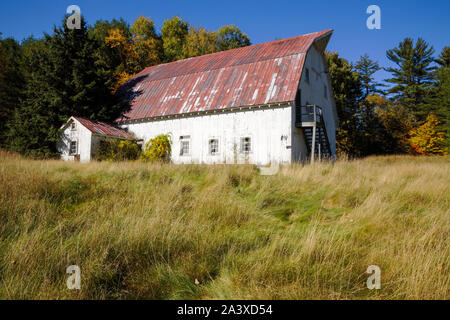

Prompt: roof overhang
[312,29,333,52]
[60,116,77,130]
[117,101,293,125]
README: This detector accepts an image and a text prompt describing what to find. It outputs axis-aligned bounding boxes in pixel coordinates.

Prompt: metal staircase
[295,105,332,163]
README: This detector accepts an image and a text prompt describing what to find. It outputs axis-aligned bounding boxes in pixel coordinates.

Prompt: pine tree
[355,54,384,98]
[429,47,450,151]
[0,36,8,144]
[8,43,56,157]
[354,54,393,155]
[436,47,450,68]
[385,38,436,122]
[326,52,363,156]
[0,37,25,147]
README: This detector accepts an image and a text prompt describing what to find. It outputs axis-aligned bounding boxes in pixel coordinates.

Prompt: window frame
[305,68,310,84]
[179,136,191,156]
[70,121,76,131]
[208,138,219,156]
[324,84,328,99]
[240,136,252,154]
[69,140,77,155]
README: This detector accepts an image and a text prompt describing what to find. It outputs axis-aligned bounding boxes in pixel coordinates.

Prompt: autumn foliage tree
[105,28,135,90]
[409,113,446,155]
[141,134,172,162]
[182,26,219,58]
[369,94,413,154]
[161,16,189,62]
[104,16,164,92]
[217,25,251,51]
[182,24,250,59]
[105,16,250,91]
[129,16,163,70]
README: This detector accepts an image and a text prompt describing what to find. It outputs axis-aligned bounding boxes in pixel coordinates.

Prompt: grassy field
[0,152,448,299]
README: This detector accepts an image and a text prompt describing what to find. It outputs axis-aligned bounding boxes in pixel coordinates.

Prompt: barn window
[209,139,219,155]
[71,122,76,130]
[305,68,310,84]
[324,84,328,99]
[69,141,77,155]
[240,137,252,153]
[180,137,190,156]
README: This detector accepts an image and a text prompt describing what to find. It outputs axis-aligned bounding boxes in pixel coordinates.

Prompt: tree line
[0,14,448,158]
[328,40,449,157]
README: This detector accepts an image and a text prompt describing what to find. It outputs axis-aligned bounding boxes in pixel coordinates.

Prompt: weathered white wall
[121,106,293,165]
[57,118,92,163]
[293,45,338,160]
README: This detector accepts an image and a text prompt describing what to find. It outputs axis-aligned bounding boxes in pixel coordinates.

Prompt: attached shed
[58,116,135,162]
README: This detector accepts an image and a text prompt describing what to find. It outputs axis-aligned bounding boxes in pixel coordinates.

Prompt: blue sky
[0,0,449,84]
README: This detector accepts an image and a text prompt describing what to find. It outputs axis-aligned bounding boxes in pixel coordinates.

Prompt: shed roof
[72,117,135,140]
[117,29,333,122]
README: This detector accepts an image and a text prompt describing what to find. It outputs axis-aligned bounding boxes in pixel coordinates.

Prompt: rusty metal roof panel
[74,117,135,139]
[117,30,332,122]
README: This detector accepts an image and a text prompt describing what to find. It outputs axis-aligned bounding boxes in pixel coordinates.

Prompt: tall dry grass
[0,153,448,299]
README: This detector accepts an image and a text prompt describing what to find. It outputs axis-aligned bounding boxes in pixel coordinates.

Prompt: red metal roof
[117,29,333,122]
[73,117,135,139]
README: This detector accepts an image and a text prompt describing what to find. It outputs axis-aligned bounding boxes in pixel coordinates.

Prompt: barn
[59,29,338,164]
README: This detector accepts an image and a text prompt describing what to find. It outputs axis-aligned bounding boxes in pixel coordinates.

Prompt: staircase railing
[295,104,331,164]
[296,105,323,125]
[303,105,322,123]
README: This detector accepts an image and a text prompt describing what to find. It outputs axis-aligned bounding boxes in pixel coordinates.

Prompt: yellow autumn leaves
[104,16,250,93]
[105,16,163,92]
[409,113,447,155]
[141,134,172,162]
[363,94,447,156]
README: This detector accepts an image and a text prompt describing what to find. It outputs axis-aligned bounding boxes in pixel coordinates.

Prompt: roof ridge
[74,116,120,127]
